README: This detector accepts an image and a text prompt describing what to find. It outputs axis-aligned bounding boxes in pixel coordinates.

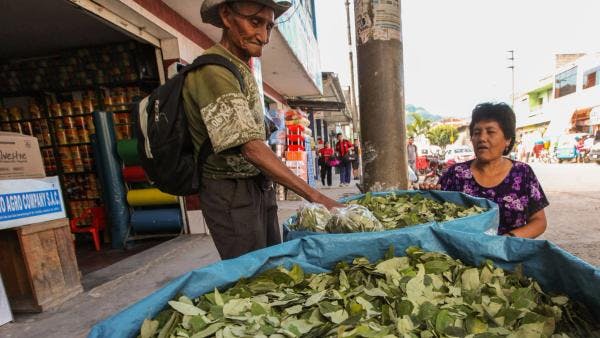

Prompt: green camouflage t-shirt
[183,44,266,179]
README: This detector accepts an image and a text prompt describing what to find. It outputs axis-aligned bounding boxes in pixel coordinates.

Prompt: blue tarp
[89,226,600,338]
[283,190,499,241]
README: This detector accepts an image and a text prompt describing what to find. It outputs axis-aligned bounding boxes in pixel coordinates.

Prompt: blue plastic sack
[88,226,600,338]
[283,190,499,241]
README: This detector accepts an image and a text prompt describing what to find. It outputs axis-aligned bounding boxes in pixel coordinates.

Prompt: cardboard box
[0,132,45,180]
[0,176,66,230]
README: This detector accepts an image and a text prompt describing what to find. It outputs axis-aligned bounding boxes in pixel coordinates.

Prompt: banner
[0,176,66,230]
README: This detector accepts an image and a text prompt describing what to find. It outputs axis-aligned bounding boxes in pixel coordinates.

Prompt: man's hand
[313,195,344,210]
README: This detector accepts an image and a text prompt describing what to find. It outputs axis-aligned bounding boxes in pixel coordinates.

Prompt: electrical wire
[275,0,302,26]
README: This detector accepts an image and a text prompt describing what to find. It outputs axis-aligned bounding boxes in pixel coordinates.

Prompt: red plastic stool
[69,207,106,251]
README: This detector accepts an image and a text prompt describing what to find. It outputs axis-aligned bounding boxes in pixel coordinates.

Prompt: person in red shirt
[318,142,334,187]
[335,133,354,186]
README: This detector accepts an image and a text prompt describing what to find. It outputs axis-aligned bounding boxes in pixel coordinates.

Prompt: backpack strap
[181,54,246,92]
[180,54,247,180]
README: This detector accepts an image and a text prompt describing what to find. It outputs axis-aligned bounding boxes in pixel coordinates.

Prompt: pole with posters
[353,0,407,191]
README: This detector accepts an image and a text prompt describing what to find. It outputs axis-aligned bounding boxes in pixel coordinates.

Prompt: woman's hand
[504,209,547,238]
[419,182,441,190]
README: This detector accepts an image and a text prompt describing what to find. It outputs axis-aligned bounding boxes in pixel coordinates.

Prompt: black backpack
[134,54,245,196]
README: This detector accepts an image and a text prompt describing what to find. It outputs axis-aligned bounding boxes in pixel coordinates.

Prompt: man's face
[220,2,275,58]
[337,134,343,141]
[408,138,414,145]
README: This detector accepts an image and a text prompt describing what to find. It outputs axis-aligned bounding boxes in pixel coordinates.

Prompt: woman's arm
[508,209,547,238]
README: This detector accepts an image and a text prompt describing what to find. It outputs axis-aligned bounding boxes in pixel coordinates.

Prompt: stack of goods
[0,105,52,145]
[117,139,183,234]
[0,42,161,239]
[136,246,598,337]
[0,42,156,94]
[106,86,144,141]
[284,109,312,188]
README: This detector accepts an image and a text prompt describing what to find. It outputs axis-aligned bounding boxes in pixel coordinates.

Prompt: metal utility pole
[345,0,359,136]
[353,0,407,191]
[508,50,515,108]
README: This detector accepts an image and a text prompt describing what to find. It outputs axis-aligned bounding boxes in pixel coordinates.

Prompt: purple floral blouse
[440,160,549,235]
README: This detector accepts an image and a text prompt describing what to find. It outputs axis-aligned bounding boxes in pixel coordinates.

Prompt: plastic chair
[69,207,106,251]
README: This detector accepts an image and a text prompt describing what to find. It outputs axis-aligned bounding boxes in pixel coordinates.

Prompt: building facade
[516,53,600,141]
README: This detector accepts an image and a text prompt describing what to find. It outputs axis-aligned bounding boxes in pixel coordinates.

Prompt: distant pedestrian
[352,138,361,180]
[407,136,418,175]
[318,142,334,187]
[335,133,354,186]
[516,141,525,162]
[575,136,585,163]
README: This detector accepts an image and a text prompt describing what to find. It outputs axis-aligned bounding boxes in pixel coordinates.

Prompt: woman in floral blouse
[422,102,549,238]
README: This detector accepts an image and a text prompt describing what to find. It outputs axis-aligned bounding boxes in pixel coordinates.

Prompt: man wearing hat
[184,0,341,260]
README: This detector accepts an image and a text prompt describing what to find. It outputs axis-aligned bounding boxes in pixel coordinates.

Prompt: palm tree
[427,124,458,149]
[407,112,432,137]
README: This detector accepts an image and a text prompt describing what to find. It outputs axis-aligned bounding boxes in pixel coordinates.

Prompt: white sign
[0,273,12,326]
[0,176,66,230]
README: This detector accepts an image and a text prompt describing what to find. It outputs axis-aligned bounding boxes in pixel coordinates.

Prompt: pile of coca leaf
[349,192,486,230]
[291,193,486,233]
[138,247,598,338]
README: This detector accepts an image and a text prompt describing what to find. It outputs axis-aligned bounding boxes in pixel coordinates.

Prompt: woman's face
[471,120,511,162]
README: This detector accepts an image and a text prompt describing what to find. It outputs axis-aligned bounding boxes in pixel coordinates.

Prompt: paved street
[529,162,600,266]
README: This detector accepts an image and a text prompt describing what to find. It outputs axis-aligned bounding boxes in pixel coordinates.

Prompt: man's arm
[242,140,343,209]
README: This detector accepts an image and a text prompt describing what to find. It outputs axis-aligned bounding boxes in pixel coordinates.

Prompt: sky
[314,0,600,118]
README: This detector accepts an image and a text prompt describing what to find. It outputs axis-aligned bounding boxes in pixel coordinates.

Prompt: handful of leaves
[291,193,486,233]
[139,247,598,338]
[296,203,331,232]
[325,205,384,233]
[350,192,486,230]
[293,204,383,234]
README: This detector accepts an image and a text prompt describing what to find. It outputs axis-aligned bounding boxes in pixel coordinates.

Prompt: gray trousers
[199,175,281,260]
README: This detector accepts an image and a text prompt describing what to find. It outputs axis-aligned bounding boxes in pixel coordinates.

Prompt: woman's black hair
[469,102,516,156]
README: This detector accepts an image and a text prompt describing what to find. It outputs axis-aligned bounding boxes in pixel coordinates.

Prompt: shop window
[583,68,599,89]
[554,67,577,98]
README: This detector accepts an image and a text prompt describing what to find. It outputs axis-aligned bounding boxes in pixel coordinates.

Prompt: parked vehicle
[443,146,475,165]
[555,133,588,163]
[588,132,600,165]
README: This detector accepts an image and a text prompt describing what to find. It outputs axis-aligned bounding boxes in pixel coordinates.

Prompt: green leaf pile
[349,193,486,230]
[138,247,598,338]
[291,193,486,233]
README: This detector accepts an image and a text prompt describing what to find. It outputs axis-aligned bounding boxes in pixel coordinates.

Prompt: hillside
[405,104,443,124]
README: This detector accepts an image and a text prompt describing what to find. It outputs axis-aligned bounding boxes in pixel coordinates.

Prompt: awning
[288,72,352,124]
[516,114,551,129]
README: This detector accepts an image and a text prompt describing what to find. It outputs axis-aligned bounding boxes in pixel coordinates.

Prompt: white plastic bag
[293,203,332,232]
[326,204,384,233]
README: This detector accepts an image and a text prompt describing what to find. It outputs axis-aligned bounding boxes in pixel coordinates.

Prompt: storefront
[0,0,179,283]
[570,107,592,133]
[2,0,326,272]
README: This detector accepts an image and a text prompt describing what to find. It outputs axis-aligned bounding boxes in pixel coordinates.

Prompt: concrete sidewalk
[0,182,359,338]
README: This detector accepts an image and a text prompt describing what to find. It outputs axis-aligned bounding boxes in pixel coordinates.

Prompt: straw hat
[201,0,292,28]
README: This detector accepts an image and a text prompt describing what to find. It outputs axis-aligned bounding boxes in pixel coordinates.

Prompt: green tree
[407,112,432,137]
[427,124,458,148]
